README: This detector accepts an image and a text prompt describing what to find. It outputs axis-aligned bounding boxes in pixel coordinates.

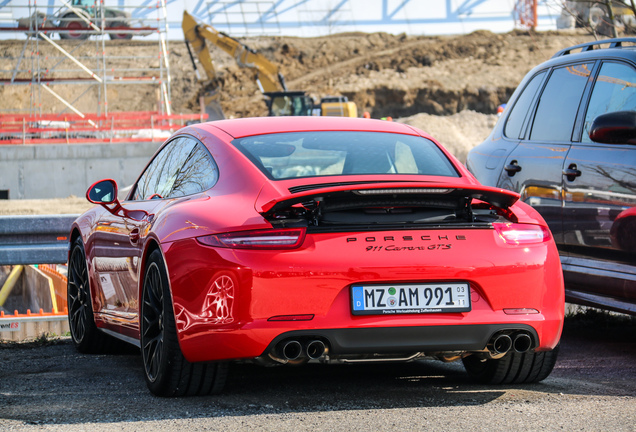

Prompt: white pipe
[39,33,103,83]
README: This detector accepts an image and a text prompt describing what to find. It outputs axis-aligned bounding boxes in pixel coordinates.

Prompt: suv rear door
[561,60,636,305]
[498,62,595,243]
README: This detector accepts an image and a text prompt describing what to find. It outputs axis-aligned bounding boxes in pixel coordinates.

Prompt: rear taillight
[493,223,551,245]
[196,228,306,249]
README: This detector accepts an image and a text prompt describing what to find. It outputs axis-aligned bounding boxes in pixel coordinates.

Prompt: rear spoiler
[257,182,519,215]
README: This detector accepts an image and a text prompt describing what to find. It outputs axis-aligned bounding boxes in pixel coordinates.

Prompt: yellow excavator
[182,11,357,120]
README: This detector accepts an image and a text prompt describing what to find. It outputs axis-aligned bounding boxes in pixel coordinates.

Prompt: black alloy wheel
[141,258,165,384]
[141,249,228,397]
[67,237,112,353]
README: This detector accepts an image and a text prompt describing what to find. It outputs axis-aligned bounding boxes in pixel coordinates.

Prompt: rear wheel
[141,249,228,397]
[59,15,89,40]
[67,237,118,353]
[108,21,133,40]
[462,346,559,384]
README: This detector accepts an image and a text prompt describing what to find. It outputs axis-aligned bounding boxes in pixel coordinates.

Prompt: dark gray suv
[467,38,636,315]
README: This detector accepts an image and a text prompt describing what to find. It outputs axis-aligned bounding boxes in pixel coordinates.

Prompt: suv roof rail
[552,38,636,58]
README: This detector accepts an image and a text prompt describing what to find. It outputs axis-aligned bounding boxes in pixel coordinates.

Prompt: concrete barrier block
[1,142,161,199]
[34,143,104,160]
[0,315,69,342]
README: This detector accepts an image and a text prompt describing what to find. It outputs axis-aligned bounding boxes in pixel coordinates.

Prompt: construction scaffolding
[0,0,177,141]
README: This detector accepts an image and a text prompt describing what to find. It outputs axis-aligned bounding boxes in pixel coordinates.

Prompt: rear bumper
[163,228,564,363]
[177,308,558,362]
[264,323,539,355]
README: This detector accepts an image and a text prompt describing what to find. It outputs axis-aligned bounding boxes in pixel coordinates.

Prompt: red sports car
[68,117,564,396]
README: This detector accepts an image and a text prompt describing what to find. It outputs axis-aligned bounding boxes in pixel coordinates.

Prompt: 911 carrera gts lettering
[365,244,452,252]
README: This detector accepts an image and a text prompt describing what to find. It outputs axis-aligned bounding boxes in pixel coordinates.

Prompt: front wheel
[67,237,119,353]
[141,249,228,397]
[462,346,559,384]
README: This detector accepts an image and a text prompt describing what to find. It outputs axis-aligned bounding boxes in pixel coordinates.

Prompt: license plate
[351,283,471,315]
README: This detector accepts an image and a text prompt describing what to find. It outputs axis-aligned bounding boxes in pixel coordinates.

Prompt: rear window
[232,131,459,180]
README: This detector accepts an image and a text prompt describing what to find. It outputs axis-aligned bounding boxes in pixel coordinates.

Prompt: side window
[132,137,197,200]
[582,62,636,143]
[167,141,219,198]
[530,63,594,142]
[504,71,546,139]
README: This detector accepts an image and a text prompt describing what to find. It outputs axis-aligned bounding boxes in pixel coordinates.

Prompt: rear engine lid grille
[288,180,407,194]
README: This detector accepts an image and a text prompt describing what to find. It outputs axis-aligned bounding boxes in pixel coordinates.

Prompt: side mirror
[86,179,151,222]
[87,179,118,204]
[589,111,636,145]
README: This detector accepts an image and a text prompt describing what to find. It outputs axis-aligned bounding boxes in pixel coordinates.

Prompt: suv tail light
[493,223,551,245]
[197,228,306,249]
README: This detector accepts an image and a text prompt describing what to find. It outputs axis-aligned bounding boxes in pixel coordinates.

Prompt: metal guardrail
[0,215,78,265]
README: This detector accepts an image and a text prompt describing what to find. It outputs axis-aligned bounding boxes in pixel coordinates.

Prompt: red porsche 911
[68,116,564,396]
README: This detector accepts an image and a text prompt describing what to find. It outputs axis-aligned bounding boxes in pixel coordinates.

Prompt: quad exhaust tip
[491,334,512,354]
[513,333,533,353]
[306,340,326,359]
[278,339,328,361]
[281,340,302,360]
[488,331,534,355]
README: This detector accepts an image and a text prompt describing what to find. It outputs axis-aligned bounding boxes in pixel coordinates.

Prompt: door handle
[504,161,522,176]
[562,164,581,181]
[129,228,140,244]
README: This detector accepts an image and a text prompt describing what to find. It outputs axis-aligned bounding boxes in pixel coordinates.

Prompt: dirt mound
[0,30,596,119]
[398,110,499,163]
[193,29,596,119]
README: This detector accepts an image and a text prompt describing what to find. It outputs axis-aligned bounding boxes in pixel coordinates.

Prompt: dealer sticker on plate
[351,283,471,315]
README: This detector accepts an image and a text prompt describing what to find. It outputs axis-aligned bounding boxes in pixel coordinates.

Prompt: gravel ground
[1,313,635,431]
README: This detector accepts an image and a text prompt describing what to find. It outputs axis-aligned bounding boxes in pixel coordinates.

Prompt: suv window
[504,71,546,139]
[530,63,593,142]
[133,137,218,200]
[582,61,636,142]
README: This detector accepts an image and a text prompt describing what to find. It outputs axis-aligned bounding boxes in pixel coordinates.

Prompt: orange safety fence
[39,264,68,313]
[0,111,209,144]
[0,308,69,342]
[0,308,68,318]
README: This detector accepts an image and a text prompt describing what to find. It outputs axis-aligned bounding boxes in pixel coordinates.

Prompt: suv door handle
[504,161,522,176]
[562,164,581,181]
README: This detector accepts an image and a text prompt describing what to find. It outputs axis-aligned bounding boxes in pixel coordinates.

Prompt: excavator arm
[182,10,356,118]
[182,10,287,93]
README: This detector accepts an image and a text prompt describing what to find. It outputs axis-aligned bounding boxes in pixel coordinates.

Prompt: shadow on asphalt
[1,314,635,425]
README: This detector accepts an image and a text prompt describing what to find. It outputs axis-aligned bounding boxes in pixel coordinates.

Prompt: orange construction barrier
[0,111,209,145]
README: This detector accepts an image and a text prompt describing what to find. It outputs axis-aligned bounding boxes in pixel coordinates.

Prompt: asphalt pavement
[1,314,635,431]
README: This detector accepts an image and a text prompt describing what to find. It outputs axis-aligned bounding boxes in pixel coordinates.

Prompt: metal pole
[606,0,619,38]
[35,0,41,117]
[100,0,108,116]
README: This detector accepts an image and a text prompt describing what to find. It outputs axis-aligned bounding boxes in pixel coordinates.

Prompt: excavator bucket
[200,89,225,121]
[183,11,225,121]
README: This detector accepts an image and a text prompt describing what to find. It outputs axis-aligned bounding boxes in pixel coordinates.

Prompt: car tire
[141,249,228,397]
[67,237,120,353]
[462,346,559,384]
